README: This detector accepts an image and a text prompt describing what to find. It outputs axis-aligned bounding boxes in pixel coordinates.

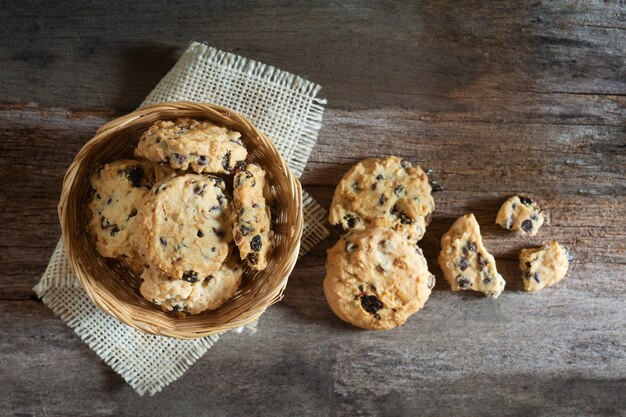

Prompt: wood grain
[2,1,625,112]
[0,0,625,416]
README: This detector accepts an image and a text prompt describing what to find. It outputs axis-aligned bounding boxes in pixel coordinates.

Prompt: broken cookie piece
[496,195,544,236]
[438,213,506,298]
[519,241,571,292]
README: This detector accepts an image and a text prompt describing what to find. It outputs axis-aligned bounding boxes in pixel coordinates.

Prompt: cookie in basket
[140,248,244,315]
[329,156,435,245]
[134,173,233,280]
[232,163,274,270]
[135,118,247,174]
[88,159,169,273]
[324,227,434,330]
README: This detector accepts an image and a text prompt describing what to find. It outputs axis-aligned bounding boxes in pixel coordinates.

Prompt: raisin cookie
[496,195,545,236]
[324,228,434,330]
[232,163,273,270]
[140,249,244,314]
[88,159,163,272]
[329,156,435,244]
[438,214,506,298]
[519,241,572,292]
[135,118,247,174]
[134,173,232,280]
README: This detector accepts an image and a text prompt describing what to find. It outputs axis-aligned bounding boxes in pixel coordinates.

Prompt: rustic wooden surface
[1,1,625,416]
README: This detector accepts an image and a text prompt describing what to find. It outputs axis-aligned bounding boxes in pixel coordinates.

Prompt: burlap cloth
[33,41,329,396]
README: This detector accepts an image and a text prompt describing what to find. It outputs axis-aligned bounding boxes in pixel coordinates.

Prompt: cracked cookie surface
[135,118,247,174]
[232,163,273,270]
[496,195,545,236]
[134,173,232,280]
[519,241,571,292]
[329,156,435,244]
[324,227,434,330]
[438,213,506,298]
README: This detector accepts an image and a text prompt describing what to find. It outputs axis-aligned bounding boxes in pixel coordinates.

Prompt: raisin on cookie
[134,173,232,280]
[519,241,572,292]
[88,159,164,273]
[324,228,434,330]
[438,213,506,298]
[140,248,244,315]
[329,156,435,244]
[496,195,544,236]
[232,163,273,270]
[135,118,247,174]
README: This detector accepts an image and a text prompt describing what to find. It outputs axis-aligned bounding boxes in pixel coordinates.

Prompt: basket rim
[58,101,304,339]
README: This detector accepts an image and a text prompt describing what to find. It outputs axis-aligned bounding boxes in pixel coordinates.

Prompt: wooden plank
[1,1,624,113]
[1,0,625,415]
[1,297,624,416]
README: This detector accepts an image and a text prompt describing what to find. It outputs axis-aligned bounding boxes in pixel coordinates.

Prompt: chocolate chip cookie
[135,118,247,174]
[324,227,434,330]
[134,173,232,280]
[519,241,572,292]
[232,163,273,270]
[88,159,163,272]
[140,248,244,315]
[329,156,435,244]
[438,213,506,298]
[496,195,545,236]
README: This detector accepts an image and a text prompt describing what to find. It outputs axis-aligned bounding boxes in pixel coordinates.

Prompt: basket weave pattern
[59,102,303,339]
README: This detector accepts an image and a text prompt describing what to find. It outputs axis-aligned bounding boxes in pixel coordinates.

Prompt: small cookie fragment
[329,156,435,244]
[135,118,247,174]
[140,249,244,314]
[519,241,571,292]
[324,228,434,330]
[232,163,273,270]
[496,195,544,236]
[134,173,232,280]
[88,159,160,266]
[438,213,506,298]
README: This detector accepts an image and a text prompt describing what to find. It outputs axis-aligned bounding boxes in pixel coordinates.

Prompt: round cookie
[134,173,232,280]
[328,156,435,244]
[232,163,273,270]
[135,118,247,174]
[140,249,244,314]
[323,228,434,330]
[88,159,163,269]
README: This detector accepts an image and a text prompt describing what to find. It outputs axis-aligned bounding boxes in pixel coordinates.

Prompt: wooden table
[1,1,624,416]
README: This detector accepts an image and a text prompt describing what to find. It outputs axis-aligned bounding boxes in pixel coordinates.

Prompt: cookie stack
[88,118,273,315]
[324,156,436,330]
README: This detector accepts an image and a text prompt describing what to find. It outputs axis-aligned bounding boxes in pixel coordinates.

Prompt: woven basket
[59,102,303,339]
